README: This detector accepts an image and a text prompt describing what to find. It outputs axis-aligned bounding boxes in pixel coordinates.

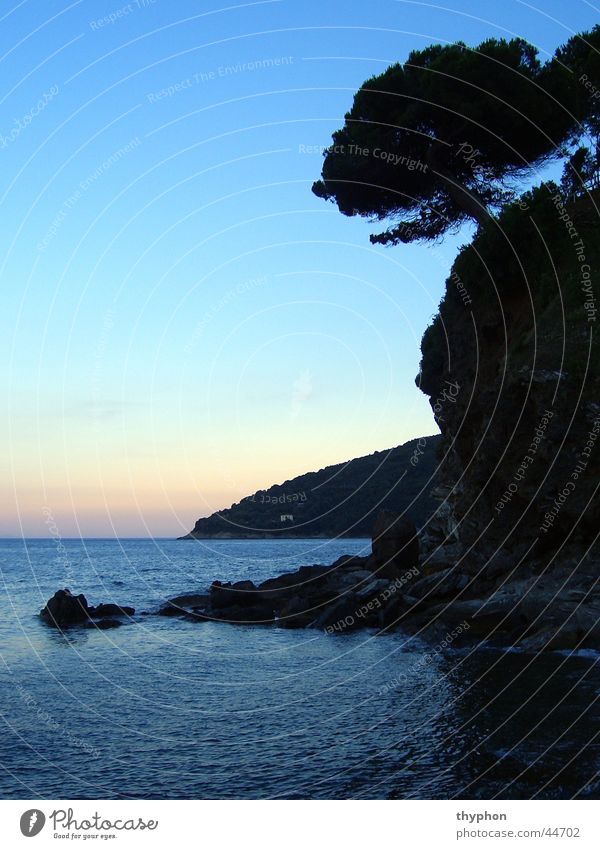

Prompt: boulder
[215,603,276,625]
[164,593,209,608]
[371,510,419,578]
[420,543,463,575]
[296,564,331,580]
[40,589,90,627]
[406,566,469,603]
[328,555,371,571]
[520,625,582,652]
[85,618,123,630]
[88,603,135,618]
[158,593,210,617]
[356,578,391,599]
[257,573,296,594]
[277,597,317,628]
[519,600,600,651]
[185,608,214,622]
[377,595,407,632]
[314,595,362,632]
[258,566,333,609]
[158,603,188,617]
[327,569,376,591]
[40,589,135,628]
[257,572,302,599]
[209,580,259,609]
[420,596,525,640]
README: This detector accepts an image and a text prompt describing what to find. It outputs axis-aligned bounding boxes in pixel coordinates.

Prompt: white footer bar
[0,799,598,848]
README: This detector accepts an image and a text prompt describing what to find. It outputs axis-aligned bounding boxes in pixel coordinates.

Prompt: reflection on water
[0,538,599,799]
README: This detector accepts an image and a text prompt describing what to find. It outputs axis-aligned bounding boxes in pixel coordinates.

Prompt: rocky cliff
[414,181,600,648]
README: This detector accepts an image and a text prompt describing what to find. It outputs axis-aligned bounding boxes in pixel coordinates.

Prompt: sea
[0,537,599,800]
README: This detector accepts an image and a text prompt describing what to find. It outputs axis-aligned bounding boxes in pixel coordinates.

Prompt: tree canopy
[312,30,599,245]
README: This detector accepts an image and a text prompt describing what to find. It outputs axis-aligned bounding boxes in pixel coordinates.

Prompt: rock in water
[209,579,259,609]
[85,618,123,630]
[87,603,135,618]
[40,589,135,628]
[40,589,90,627]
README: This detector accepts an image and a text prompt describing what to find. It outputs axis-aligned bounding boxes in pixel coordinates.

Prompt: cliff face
[418,183,600,586]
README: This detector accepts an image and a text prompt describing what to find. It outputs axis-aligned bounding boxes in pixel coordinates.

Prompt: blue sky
[1,0,597,536]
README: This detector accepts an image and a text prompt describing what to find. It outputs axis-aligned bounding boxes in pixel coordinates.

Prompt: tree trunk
[426,143,494,229]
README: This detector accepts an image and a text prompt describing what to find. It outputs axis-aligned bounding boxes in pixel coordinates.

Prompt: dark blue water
[1,538,599,799]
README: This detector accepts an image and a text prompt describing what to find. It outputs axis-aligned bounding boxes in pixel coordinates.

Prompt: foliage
[313,30,600,245]
[418,181,600,389]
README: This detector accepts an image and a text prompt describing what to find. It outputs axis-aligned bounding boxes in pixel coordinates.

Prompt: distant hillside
[180,435,441,539]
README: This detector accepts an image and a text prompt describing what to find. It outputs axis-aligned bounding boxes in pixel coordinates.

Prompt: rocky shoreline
[39,510,600,652]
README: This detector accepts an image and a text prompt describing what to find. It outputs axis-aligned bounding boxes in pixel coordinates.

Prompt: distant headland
[179,435,441,539]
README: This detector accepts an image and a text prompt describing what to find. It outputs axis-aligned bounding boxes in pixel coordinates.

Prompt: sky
[1,0,598,537]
